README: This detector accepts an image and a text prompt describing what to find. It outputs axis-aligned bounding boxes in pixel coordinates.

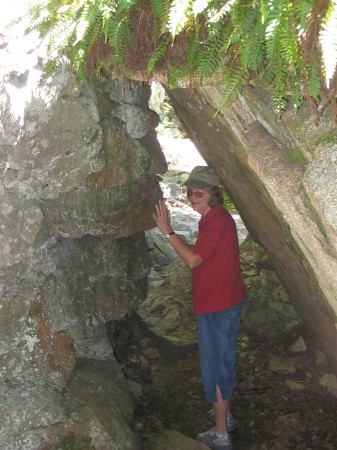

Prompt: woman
[153,165,246,450]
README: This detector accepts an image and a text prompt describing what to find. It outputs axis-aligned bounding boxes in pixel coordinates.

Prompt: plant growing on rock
[25,0,337,124]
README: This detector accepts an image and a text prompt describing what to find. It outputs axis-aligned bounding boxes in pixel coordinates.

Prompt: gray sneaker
[197,427,233,450]
[207,410,237,432]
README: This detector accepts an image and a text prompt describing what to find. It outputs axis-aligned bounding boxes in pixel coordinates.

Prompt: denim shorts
[197,299,245,403]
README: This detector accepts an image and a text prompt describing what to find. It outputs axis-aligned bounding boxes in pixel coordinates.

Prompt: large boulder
[0,11,165,448]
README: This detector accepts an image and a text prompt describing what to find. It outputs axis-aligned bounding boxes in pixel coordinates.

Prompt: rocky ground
[113,257,337,450]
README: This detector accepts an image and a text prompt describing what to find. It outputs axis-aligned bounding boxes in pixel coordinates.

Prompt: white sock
[216,431,226,438]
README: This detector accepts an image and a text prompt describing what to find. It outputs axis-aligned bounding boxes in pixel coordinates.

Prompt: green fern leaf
[246,20,266,72]
[187,34,200,70]
[147,36,170,73]
[295,0,314,35]
[169,62,192,87]
[288,75,304,109]
[306,62,321,100]
[273,94,289,118]
[230,2,259,44]
[108,16,133,63]
[217,66,245,111]
[152,0,170,39]
[264,0,282,65]
[152,0,165,19]
[199,22,224,80]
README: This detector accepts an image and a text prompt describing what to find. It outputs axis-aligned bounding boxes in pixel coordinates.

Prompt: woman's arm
[153,200,203,269]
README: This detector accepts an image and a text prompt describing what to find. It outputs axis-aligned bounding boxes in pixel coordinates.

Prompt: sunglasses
[186,189,208,198]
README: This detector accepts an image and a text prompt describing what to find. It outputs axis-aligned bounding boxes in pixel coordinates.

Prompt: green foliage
[147,36,170,73]
[152,0,170,40]
[295,0,313,34]
[223,191,237,213]
[199,22,225,80]
[26,0,337,123]
[218,66,246,111]
[245,21,266,72]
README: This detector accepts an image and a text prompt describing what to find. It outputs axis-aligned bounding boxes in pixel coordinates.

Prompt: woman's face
[186,188,211,216]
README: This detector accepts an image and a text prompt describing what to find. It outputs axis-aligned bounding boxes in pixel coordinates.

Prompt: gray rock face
[1,359,137,450]
[166,85,337,371]
[0,13,165,449]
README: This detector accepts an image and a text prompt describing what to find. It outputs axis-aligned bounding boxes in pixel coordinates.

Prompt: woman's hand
[153,199,172,235]
[153,199,202,268]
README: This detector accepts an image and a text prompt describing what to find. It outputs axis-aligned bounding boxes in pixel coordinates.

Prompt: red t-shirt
[192,204,246,314]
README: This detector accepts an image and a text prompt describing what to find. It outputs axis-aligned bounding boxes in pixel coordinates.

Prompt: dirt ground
[116,316,337,450]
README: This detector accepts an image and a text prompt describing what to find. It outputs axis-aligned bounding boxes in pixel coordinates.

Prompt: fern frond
[230,1,260,45]
[306,62,321,100]
[152,0,170,40]
[273,93,289,118]
[152,0,165,19]
[294,0,314,36]
[102,4,114,41]
[65,2,103,77]
[147,36,170,73]
[25,0,63,36]
[199,22,224,80]
[288,74,304,109]
[319,1,337,88]
[168,0,193,38]
[264,0,282,65]
[107,15,134,64]
[169,62,193,87]
[192,0,208,17]
[187,32,200,70]
[245,20,266,72]
[217,65,246,111]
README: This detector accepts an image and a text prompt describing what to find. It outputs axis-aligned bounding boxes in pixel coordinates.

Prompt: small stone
[269,355,297,374]
[276,413,307,432]
[140,337,151,349]
[135,422,144,431]
[316,349,327,366]
[285,379,306,391]
[242,269,259,277]
[287,336,307,353]
[319,374,337,397]
[148,280,165,288]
